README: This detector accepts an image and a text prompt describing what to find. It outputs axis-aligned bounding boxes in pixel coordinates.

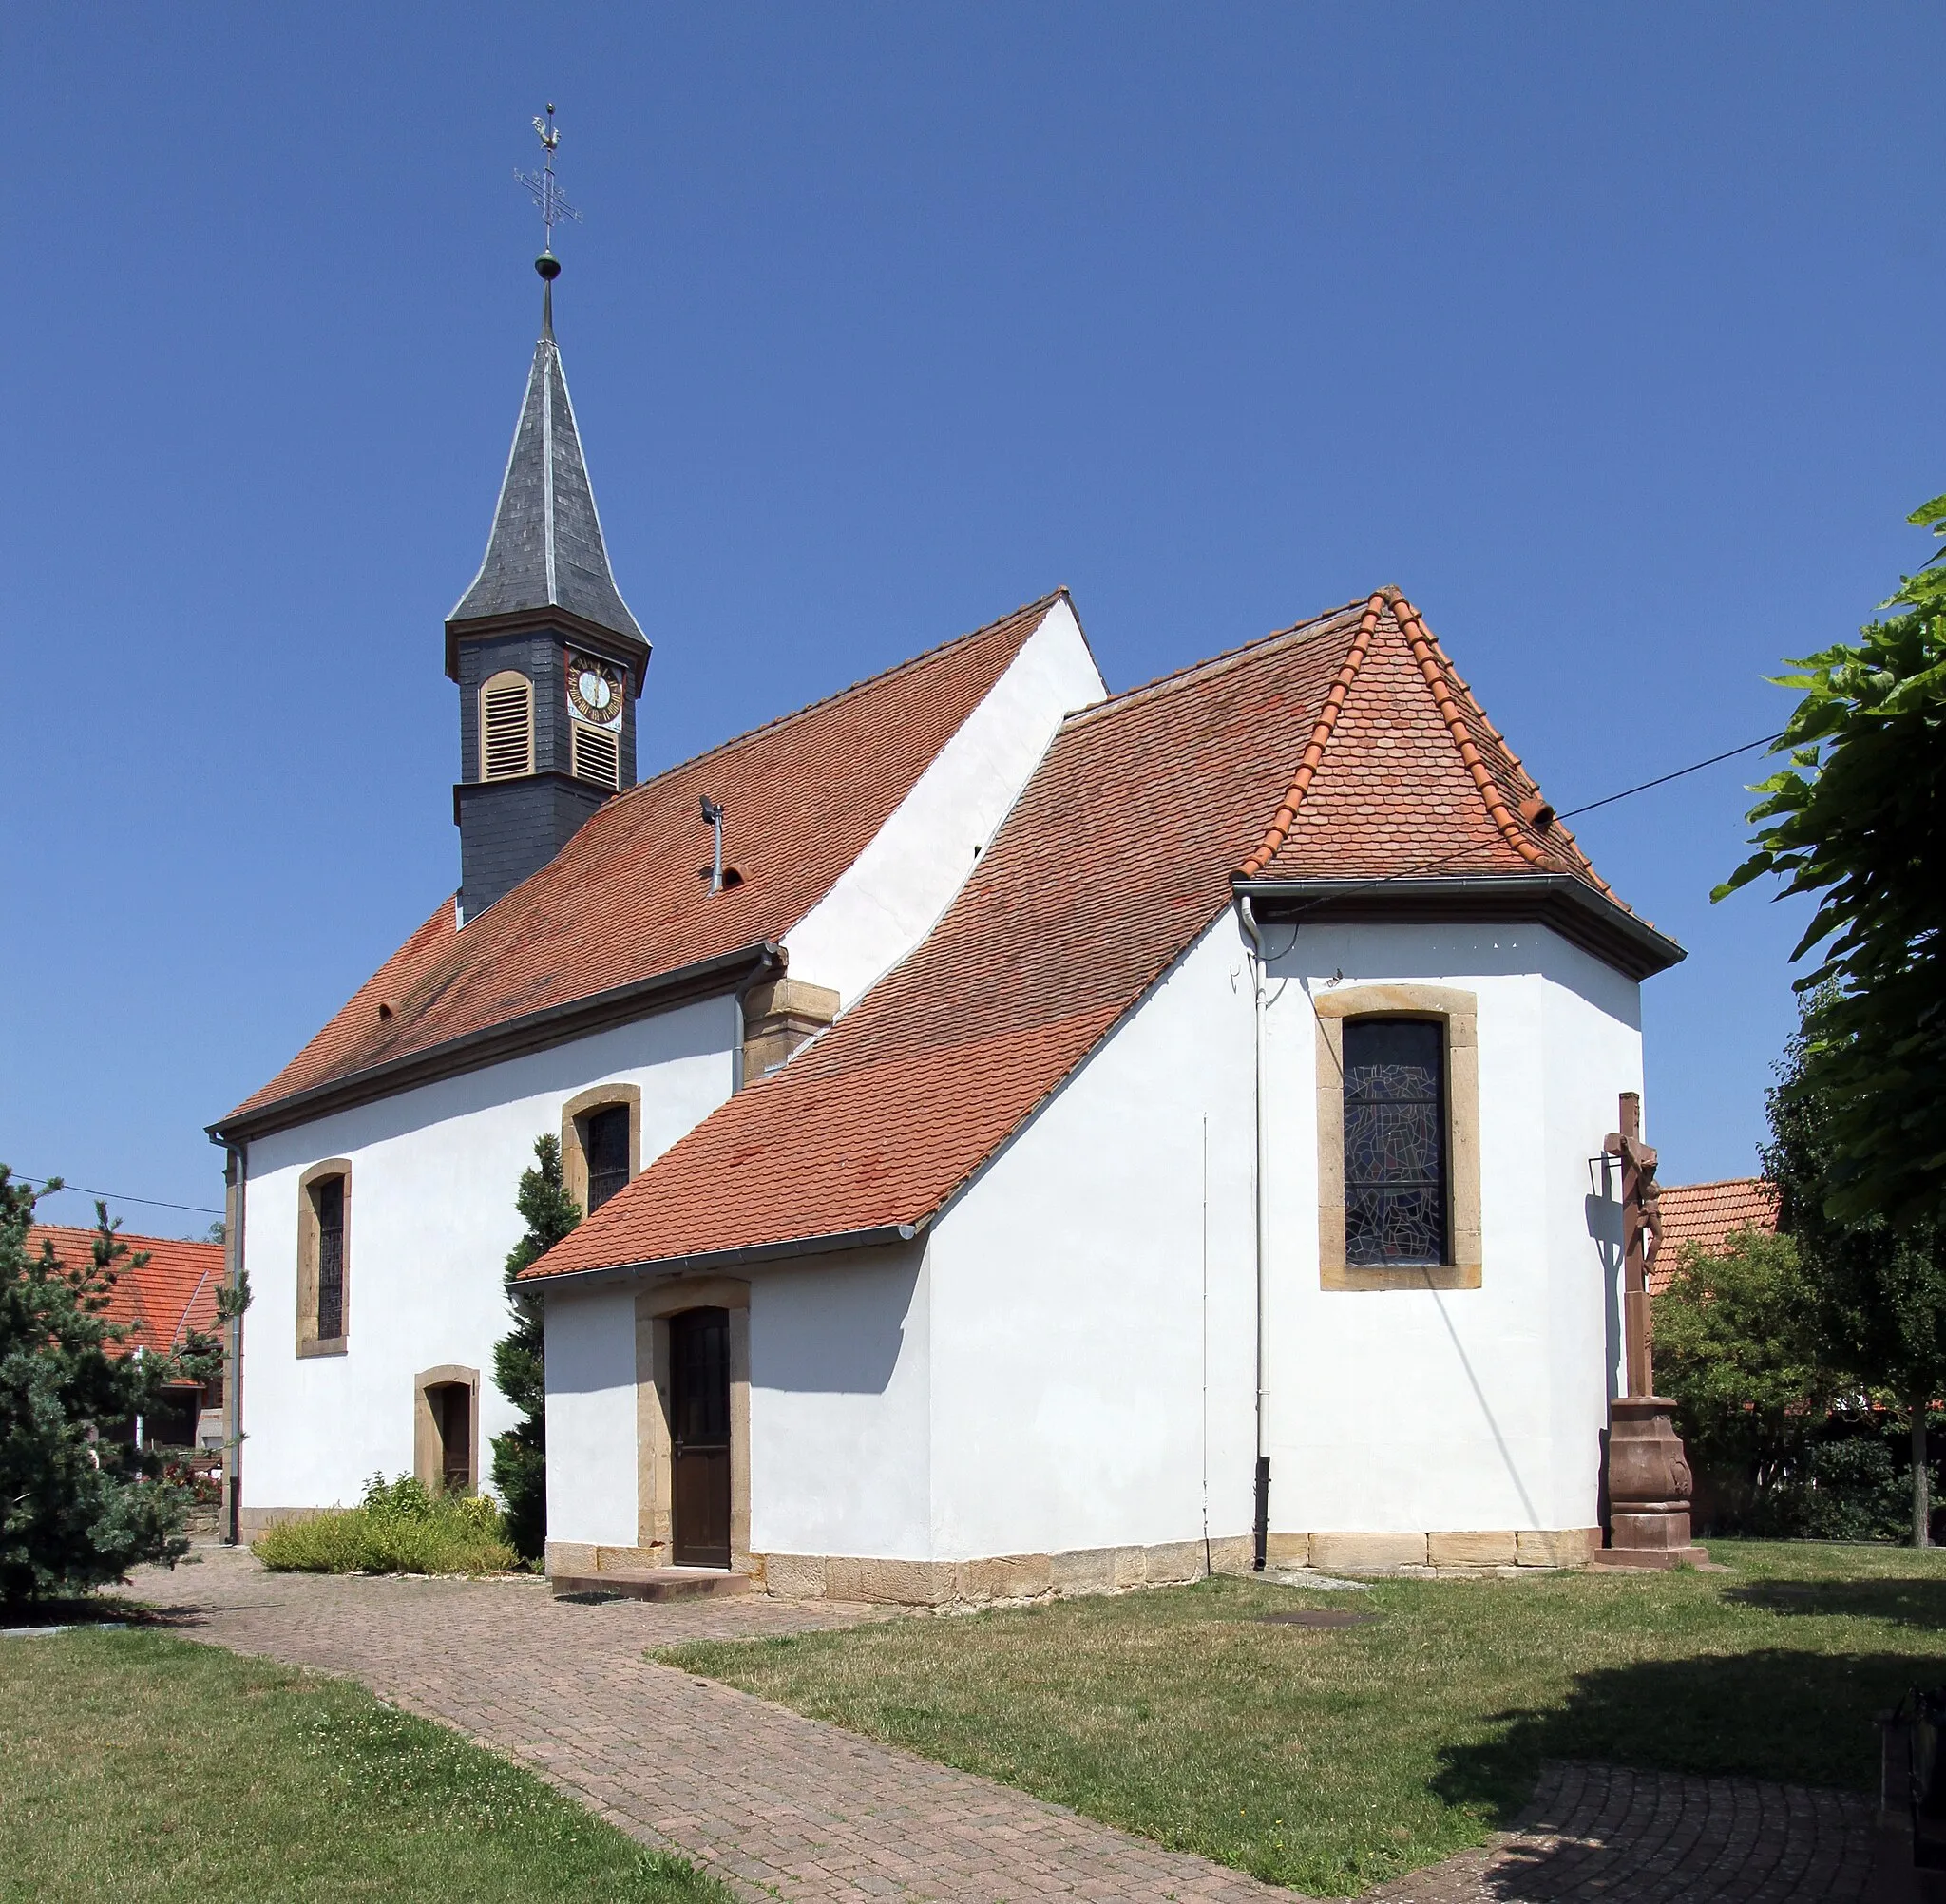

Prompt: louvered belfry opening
[571,722,620,790]
[481,671,535,780]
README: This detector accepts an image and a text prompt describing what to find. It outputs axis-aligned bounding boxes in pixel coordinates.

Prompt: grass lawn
[0,1621,731,1904]
[659,1540,1946,1896]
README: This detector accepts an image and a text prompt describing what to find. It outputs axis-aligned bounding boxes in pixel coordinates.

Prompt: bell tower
[448,108,650,923]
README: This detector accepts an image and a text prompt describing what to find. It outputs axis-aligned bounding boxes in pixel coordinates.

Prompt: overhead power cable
[10,1173,224,1218]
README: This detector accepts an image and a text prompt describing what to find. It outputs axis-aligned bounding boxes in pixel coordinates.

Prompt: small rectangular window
[1343,1019,1447,1267]
[584,1105,630,1213]
[315,1174,346,1339]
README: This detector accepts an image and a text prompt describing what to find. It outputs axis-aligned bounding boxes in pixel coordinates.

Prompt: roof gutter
[1231,874,1685,981]
[210,941,785,1146]
[517,1220,928,1294]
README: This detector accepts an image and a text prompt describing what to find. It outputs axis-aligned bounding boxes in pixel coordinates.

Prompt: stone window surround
[635,1275,752,1572]
[295,1159,353,1357]
[1313,982,1482,1291]
[479,667,535,780]
[413,1363,481,1495]
[560,1083,641,1217]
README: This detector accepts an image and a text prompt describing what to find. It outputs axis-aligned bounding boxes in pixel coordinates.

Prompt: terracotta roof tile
[223,595,1066,1126]
[1652,1178,1779,1294]
[527,589,1648,1283]
[28,1225,224,1364]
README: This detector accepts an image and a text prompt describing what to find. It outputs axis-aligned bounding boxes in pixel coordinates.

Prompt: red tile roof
[526,589,1654,1284]
[28,1225,224,1367]
[1652,1177,1779,1294]
[221,595,1068,1130]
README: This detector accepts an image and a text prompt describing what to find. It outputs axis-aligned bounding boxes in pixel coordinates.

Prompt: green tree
[1655,1225,1830,1515]
[1761,1002,1946,1546]
[0,1170,227,1609]
[1718,492,1946,1229]
[489,1136,580,1564]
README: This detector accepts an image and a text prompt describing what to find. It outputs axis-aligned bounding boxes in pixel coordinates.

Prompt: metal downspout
[223,1141,247,1545]
[1236,895,1269,1571]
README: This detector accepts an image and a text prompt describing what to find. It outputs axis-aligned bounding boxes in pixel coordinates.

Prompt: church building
[213,252,1683,1598]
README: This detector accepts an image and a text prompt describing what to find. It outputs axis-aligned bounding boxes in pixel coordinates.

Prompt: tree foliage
[1655,1226,1829,1492]
[489,1136,580,1564]
[1762,1001,1946,1543]
[1717,493,1946,1228]
[0,1169,227,1608]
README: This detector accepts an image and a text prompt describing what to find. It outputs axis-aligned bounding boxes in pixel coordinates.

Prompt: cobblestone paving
[119,1551,1879,1902]
[1365,1762,1877,1903]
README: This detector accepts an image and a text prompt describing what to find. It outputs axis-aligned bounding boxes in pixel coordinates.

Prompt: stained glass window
[1343,1019,1448,1267]
[315,1174,346,1340]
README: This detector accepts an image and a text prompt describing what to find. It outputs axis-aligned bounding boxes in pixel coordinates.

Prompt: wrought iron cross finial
[517,103,582,257]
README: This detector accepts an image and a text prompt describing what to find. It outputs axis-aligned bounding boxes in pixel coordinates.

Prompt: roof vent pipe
[700,796,724,894]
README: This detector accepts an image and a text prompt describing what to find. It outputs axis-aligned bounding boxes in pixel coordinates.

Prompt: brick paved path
[123,1547,1280,1902]
[1365,1763,1876,1903]
[119,1550,1879,1902]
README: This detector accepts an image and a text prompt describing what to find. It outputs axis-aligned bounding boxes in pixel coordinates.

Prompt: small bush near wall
[255,1474,514,1575]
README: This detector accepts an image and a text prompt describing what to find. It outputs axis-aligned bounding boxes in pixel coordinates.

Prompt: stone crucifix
[1604,1090,1662,1399]
[1595,1089,1704,1569]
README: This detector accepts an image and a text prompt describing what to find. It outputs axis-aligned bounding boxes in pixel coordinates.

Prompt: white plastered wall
[239,996,736,1514]
[747,1241,933,1558]
[923,921,1260,1561]
[783,599,1105,1009]
[544,1285,640,1547]
[1257,919,1642,1537]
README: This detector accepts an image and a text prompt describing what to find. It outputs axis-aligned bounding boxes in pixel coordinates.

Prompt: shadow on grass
[1434,1648,1922,1820]
[1725,1578,1946,1630]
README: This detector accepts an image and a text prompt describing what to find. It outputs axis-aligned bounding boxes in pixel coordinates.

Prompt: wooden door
[670,1308,731,1568]
[433,1383,471,1495]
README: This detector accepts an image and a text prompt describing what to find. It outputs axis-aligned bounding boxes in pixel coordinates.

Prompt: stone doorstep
[551,1568,758,1603]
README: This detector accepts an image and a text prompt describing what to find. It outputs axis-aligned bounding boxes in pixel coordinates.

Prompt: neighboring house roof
[447,317,645,652]
[28,1225,223,1369]
[218,594,1069,1139]
[1652,1177,1780,1294]
[525,588,1677,1286]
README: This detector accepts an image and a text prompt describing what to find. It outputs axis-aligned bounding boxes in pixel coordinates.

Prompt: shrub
[255,1473,515,1576]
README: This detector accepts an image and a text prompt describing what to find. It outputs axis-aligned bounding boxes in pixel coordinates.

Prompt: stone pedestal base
[1603,1396,1709,1570]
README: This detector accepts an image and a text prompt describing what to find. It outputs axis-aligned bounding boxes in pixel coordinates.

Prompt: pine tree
[0,1169,227,1609]
[490,1136,580,1563]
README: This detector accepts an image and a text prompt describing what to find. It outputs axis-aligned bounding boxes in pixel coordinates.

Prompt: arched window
[480,671,534,780]
[296,1160,353,1354]
[561,1084,641,1216]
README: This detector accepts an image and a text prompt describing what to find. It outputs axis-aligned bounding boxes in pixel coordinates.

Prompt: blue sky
[4,5,1940,1235]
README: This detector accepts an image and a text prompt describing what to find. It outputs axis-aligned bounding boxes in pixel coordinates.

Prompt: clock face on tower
[566,654,622,728]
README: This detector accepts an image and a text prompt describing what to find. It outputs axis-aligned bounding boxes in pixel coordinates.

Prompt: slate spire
[447,261,645,649]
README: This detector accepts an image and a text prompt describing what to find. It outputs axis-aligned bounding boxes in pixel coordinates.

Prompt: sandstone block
[1428,1531,1517,1568]
[761,1552,829,1600]
[958,1554,1053,1604]
[1310,1532,1428,1572]
[1050,1547,1116,1596]
[1144,1540,1205,1586]
[545,1541,600,1577]
[826,1556,955,1606]
[1517,1528,1599,1568]
[1207,1535,1256,1575]
[1265,1532,1313,1569]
